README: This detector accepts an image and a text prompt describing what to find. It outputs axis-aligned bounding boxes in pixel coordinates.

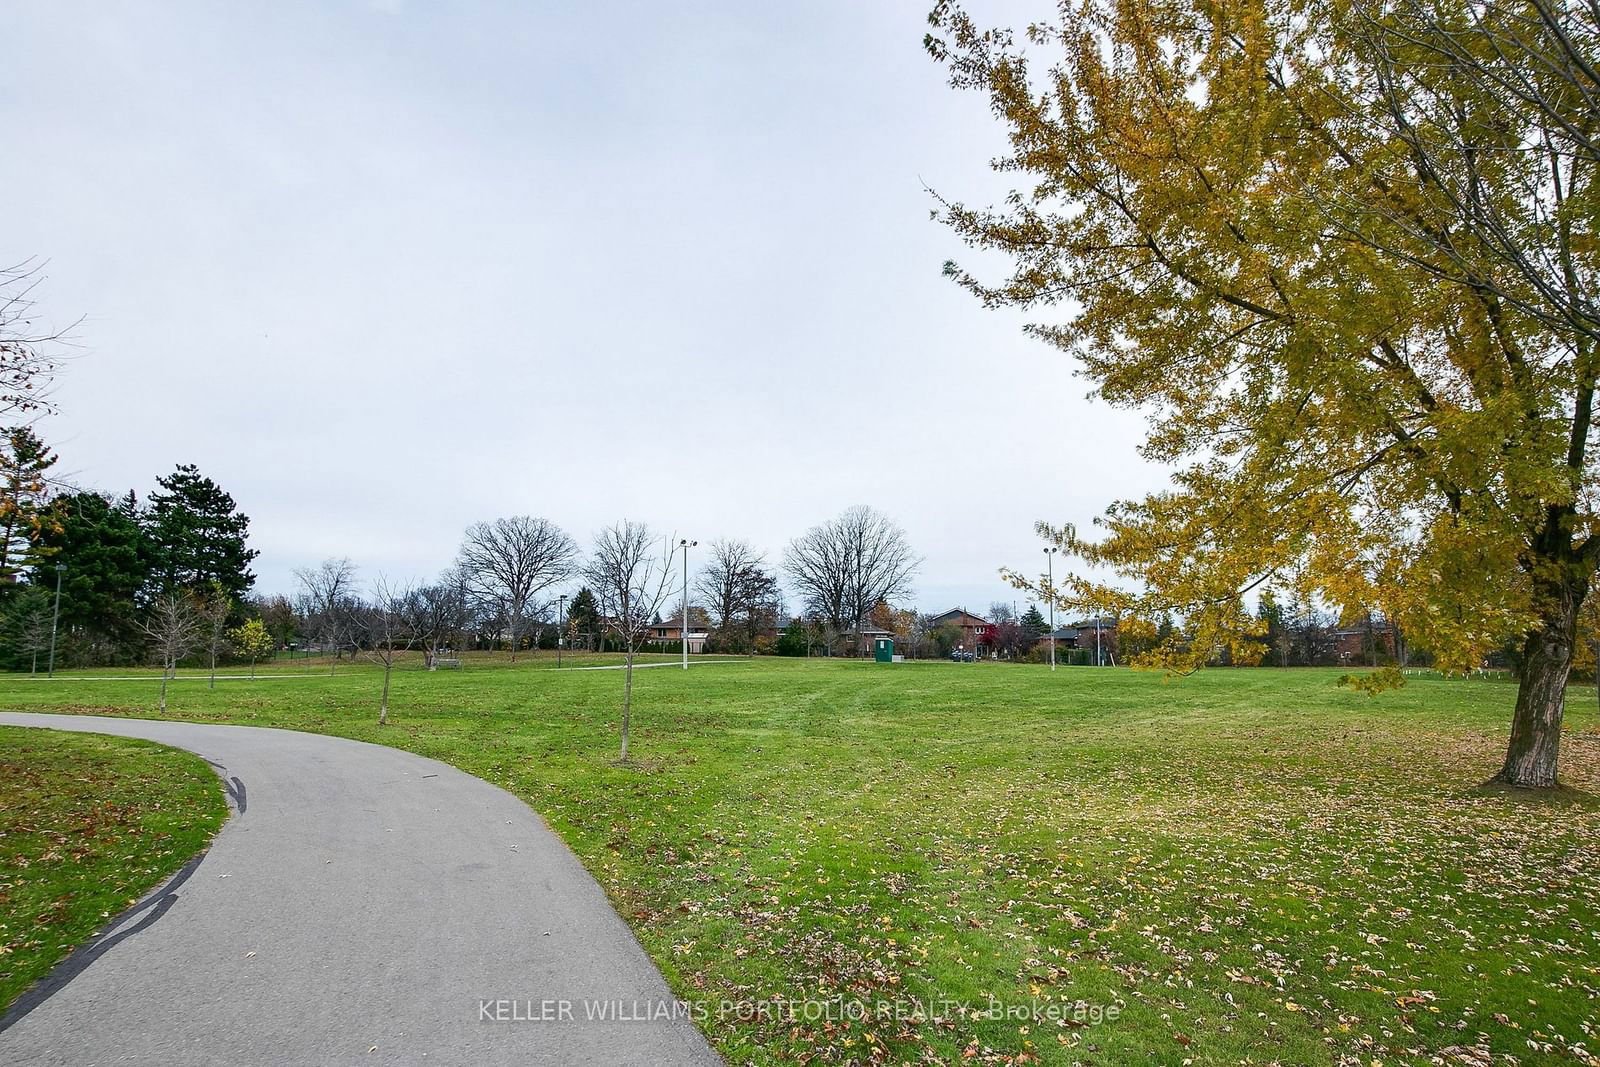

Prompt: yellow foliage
[935,0,1600,682]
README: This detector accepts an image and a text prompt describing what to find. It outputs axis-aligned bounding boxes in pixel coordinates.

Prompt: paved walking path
[6,673,327,681]
[566,659,749,670]
[0,713,720,1066]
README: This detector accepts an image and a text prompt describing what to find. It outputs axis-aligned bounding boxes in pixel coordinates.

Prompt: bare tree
[820,619,850,657]
[472,596,508,653]
[897,611,932,660]
[294,557,357,674]
[363,576,416,726]
[784,506,920,650]
[248,593,301,653]
[455,516,578,663]
[5,593,51,675]
[140,593,202,714]
[696,538,782,652]
[584,521,676,761]
[400,578,470,670]
[197,582,232,689]
[0,260,69,421]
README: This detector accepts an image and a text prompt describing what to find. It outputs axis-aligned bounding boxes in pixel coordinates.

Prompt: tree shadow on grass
[1469,776,1599,808]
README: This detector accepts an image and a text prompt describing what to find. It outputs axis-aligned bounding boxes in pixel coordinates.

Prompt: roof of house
[654,610,711,631]
[1331,620,1392,637]
[930,608,990,626]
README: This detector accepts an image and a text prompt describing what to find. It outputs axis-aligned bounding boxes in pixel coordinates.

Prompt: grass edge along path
[0,725,229,1017]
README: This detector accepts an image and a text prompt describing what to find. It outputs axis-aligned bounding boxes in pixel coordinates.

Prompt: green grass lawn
[0,657,1595,1065]
[0,726,228,1015]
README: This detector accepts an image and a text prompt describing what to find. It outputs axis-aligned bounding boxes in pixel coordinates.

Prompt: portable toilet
[874,637,894,663]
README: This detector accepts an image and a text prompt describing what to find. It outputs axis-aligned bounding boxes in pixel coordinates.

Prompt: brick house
[651,607,711,653]
[929,608,991,652]
[1058,616,1119,663]
[1331,618,1395,664]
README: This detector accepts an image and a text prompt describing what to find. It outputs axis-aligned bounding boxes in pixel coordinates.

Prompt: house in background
[1331,618,1394,664]
[929,608,991,653]
[652,607,711,653]
[1055,616,1120,663]
[844,622,896,656]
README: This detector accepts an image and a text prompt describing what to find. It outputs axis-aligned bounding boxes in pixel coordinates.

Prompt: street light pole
[556,594,566,669]
[47,563,64,679]
[679,539,696,670]
[1043,548,1057,671]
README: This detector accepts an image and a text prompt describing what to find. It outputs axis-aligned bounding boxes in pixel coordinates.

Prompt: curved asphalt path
[0,713,720,1067]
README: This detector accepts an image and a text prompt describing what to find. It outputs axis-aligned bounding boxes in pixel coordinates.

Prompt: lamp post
[679,539,696,670]
[556,594,567,669]
[1043,547,1057,671]
[1095,614,1102,667]
[47,563,64,679]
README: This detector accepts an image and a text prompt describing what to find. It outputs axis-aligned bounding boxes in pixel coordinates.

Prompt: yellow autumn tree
[928,0,1600,786]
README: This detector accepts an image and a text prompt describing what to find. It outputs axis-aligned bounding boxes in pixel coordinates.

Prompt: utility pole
[556,594,566,669]
[679,539,696,670]
[1043,547,1057,671]
[47,563,64,679]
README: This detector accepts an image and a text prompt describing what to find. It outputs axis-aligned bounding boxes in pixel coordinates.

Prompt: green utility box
[874,637,895,663]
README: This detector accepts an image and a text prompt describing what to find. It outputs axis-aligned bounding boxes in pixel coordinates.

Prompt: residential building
[844,623,895,656]
[928,608,990,652]
[651,607,711,653]
[1057,616,1120,663]
[1331,618,1395,664]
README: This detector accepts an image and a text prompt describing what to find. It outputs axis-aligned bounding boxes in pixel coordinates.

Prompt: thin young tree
[228,617,274,679]
[197,582,232,689]
[584,521,676,761]
[140,593,202,714]
[5,588,52,674]
[294,557,356,675]
[249,593,300,654]
[455,516,578,663]
[363,576,416,726]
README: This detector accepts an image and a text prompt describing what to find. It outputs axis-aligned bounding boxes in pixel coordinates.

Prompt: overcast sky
[6,1,1163,616]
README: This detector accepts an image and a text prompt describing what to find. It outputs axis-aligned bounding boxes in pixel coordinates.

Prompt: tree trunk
[1500,582,1584,788]
[158,663,170,714]
[209,647,217,689]
[379,660,393,725]
[619,652,634,762]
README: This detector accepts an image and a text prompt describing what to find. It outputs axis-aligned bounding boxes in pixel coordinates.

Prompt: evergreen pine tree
[145,464,258,601]
[1020,604,1047,638]
[565,587,602,651]
[32,491,152,662]
[0,426,58,584]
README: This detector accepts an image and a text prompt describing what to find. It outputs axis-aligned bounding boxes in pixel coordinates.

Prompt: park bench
[434,658,462,670]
